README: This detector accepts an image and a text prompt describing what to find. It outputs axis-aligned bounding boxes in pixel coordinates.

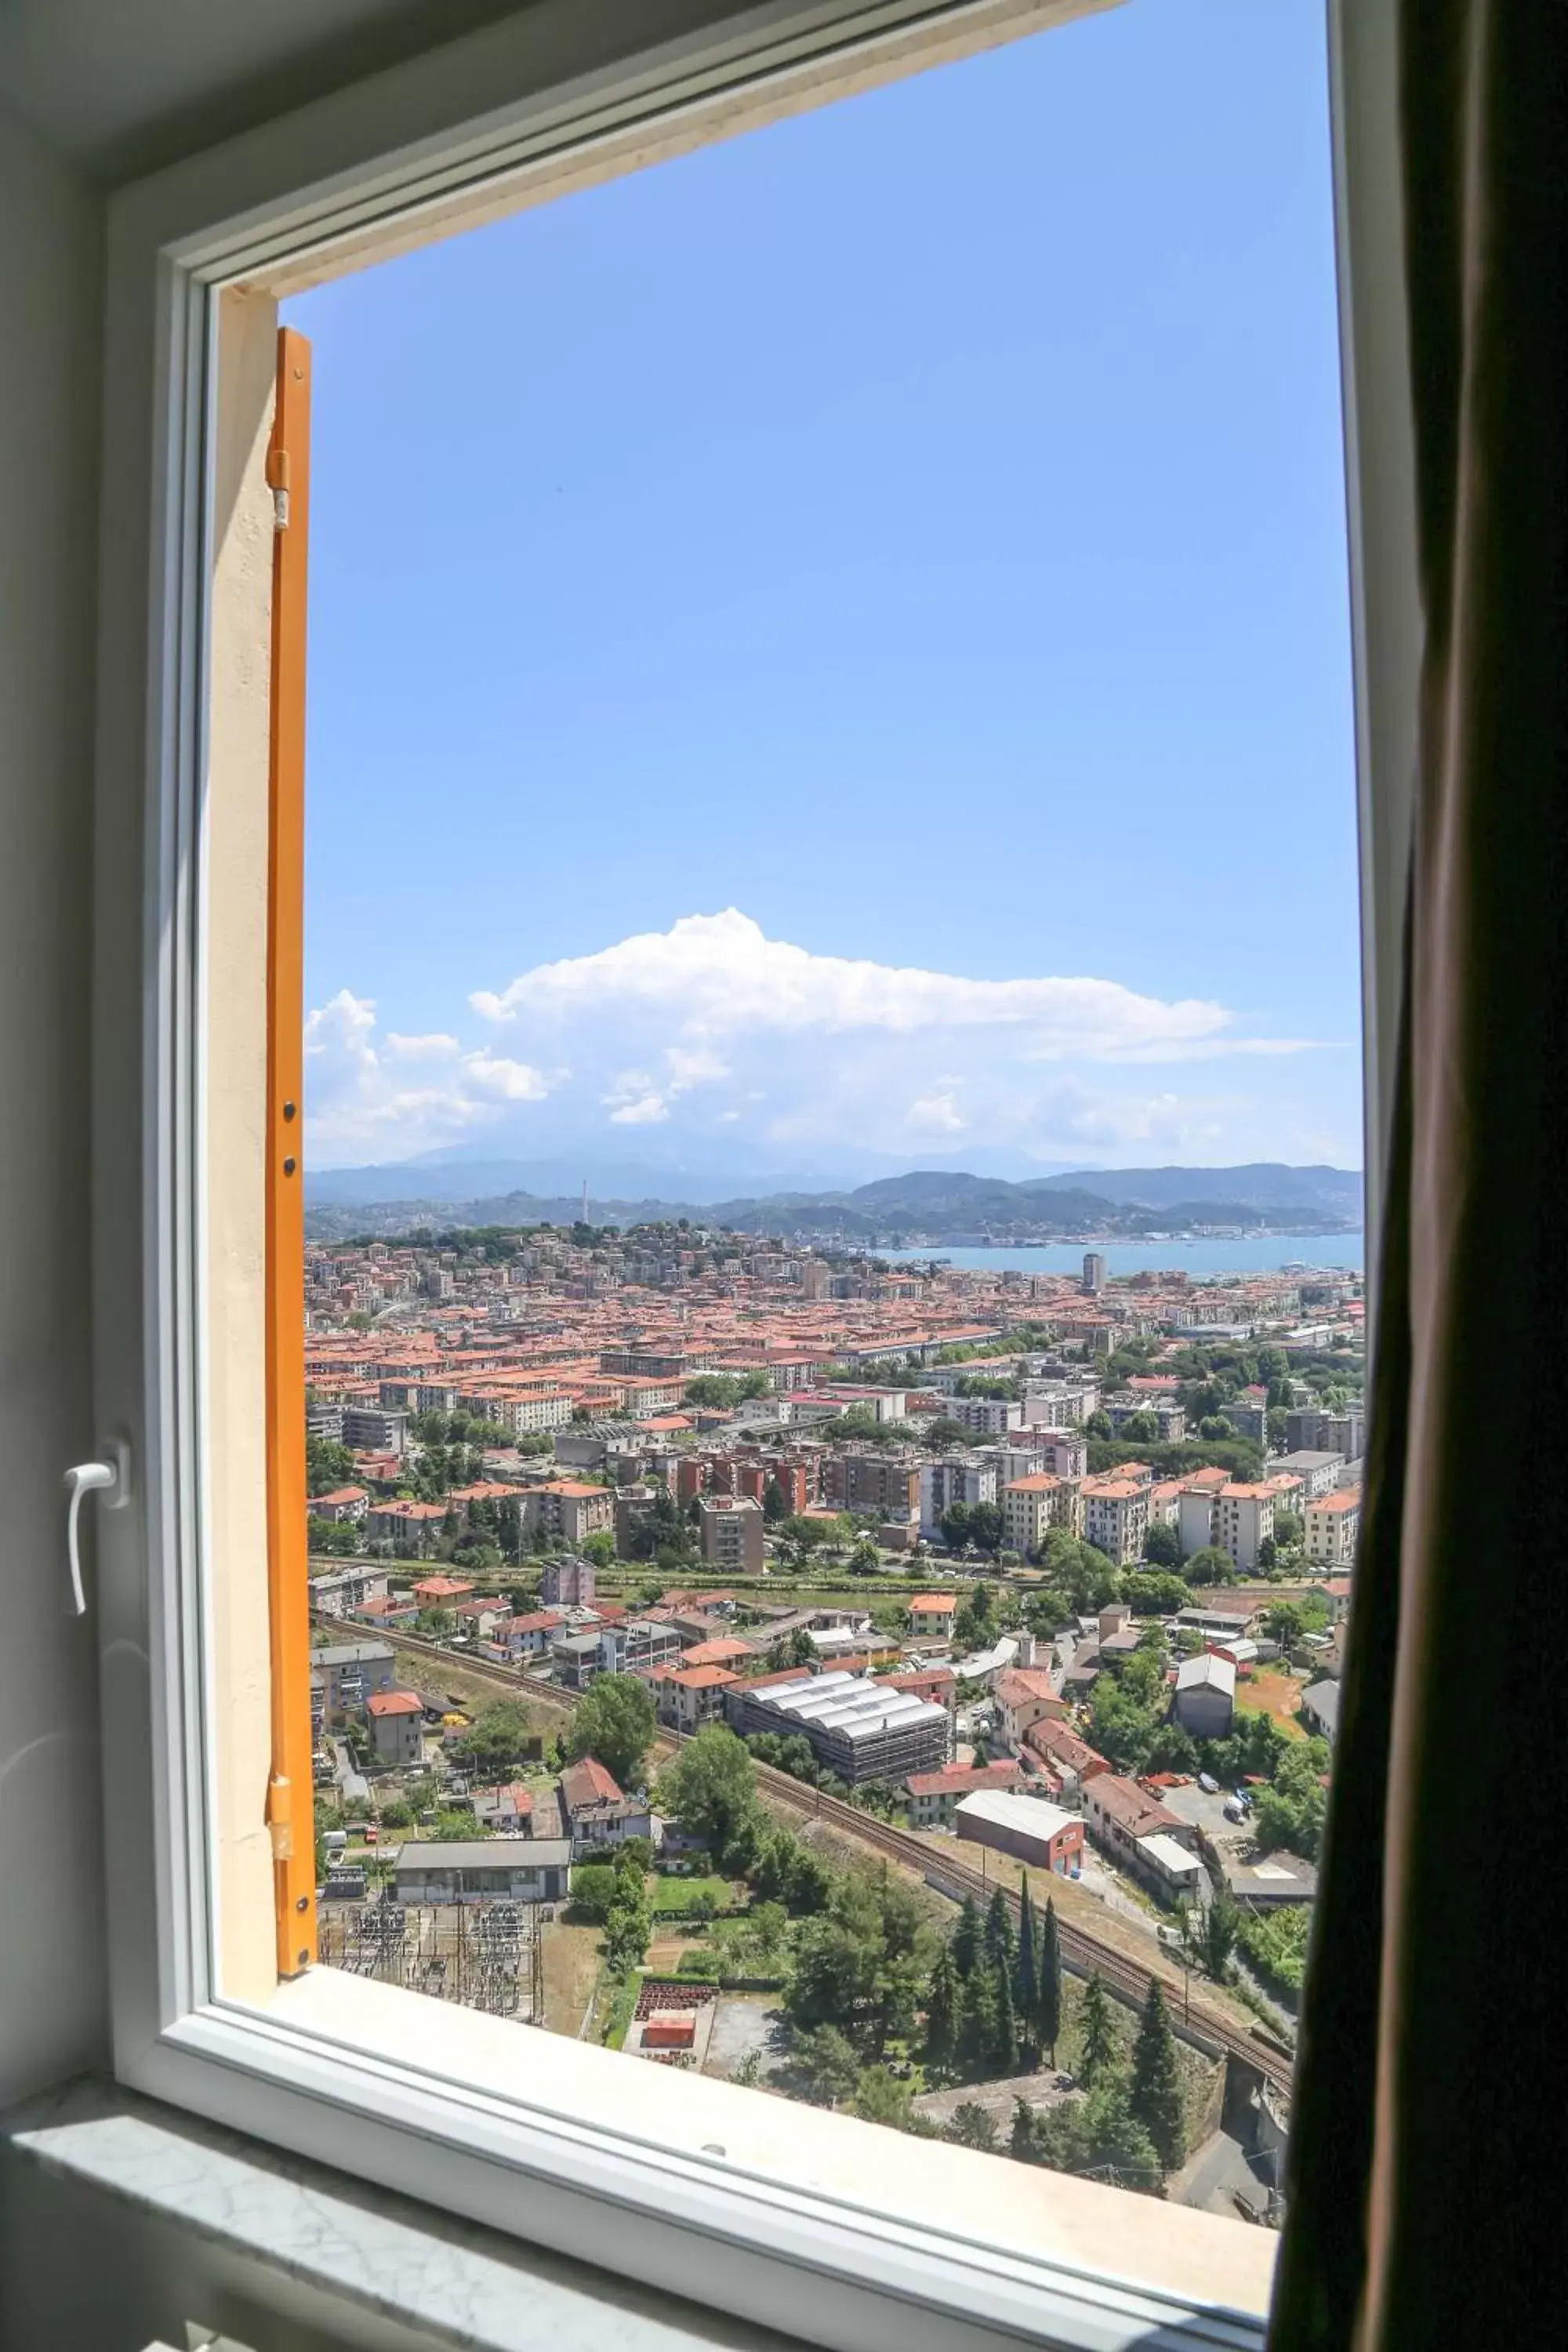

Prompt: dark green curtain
[1269,5,1568,2345]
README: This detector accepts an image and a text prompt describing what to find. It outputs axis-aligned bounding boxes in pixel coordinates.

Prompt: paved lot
[702,1994,787,2080]
[1161,1780,1249,1846]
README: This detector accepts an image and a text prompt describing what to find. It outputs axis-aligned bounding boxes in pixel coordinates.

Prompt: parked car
[1197,1773,1219,1795]
[1223,1798,1247,1823]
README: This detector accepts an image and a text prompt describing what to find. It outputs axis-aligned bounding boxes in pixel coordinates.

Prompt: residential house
[993,1668,1069,1753]
[558,1757,652,1855]
[906,1597,956,1648]
[1083,1775,1200,1889]
[902,1759,1025,1829]
[364,1688,424,1766]
[307,1565,389,1619]
[411,1575,477,1608]
[1021,1716,1110,1802]
[506,1608,567,1657]
[1301,1678,1341,1742]
[309,1484,369,1526]
[656,1664,739,1735]
[472,1784,534,1833]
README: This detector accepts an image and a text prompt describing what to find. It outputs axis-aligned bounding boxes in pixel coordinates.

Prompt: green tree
[568,1864,619,1922]
[951,1896,982,1979]
[306,1434,357,1493]
[1036,1896,1062,2064]
[1273,1510,1305,1552]
[306,1516,362,1556]
[657,1726,759,1856]
[564,1674,658,1791]
[1129,1982,1186,2170]
[1201,1889,1241,1981]
[984,1887,1015,1973]
[762,1476,788,1524]
[454,1700,535,1780]
[582,1530,616,1569]
[990,1958,1019,2075]
[959,1958,999,2069]
[603,1886,652,1973]
[851,2067,915,2129]
[1184,1544,1236,1587]
[1014,1875,1038,2053]
[1265,1601,1306,1647]
[791,2024,861,2107]
[1140,1520,1183,1568]
[947,2102,1000,2152]
[1079,1972,1116,2085]
[924,1944,961,2075]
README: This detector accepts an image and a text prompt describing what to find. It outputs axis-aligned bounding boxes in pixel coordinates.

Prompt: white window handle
[64,1441,130,1616]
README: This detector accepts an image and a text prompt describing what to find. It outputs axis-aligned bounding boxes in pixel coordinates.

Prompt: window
[90,2,1416,2347]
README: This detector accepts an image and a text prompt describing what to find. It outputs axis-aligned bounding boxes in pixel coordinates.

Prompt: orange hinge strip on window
[265,327,316,1977]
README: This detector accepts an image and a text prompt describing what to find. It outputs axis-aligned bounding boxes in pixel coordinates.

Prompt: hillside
[304,1162,1362,1244]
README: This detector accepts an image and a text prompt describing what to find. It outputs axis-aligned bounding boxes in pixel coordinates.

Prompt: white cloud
[906,1091,967,1134]
[313,912,1347,1167]
[471,908,1258,1060]
[383,1032,461,1062]
[303,989,558,1159]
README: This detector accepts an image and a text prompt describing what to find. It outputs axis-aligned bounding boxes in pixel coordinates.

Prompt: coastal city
[304,1218,1362,2222]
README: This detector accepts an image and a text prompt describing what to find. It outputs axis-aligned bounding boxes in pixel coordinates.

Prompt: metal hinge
[266,444,291,529]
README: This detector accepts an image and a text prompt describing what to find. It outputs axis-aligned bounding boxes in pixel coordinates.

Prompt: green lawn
[652,1873,735,1915]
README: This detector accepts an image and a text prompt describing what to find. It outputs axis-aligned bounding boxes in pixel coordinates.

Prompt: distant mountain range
[304,1160,1363,1244]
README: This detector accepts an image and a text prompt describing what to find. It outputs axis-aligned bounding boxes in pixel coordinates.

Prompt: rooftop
[954,1790,1083,1843]
[390,1838,572,1875]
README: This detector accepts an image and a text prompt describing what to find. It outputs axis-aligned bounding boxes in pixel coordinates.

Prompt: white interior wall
[0,93,110,2107]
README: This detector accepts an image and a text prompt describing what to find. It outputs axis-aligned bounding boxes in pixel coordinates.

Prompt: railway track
[336,1619,1295,2096]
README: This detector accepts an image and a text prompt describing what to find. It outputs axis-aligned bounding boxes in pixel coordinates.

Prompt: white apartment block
[946,1395,1025,1437]
[1305,1487,1361,1567]
[1177,1486,1218,1559]
[1214,1483,1276,1573]
[1082,1479,1150,1565]
[461,1386,573,1434]
[919,1457,999,1539]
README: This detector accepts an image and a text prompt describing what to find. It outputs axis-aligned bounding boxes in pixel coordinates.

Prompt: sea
[880,1233,1365,1279]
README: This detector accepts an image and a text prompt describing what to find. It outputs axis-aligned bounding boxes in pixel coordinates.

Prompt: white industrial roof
[954,1789,1082,1843]
[1137,1831,1203,1876]
[753,1669,946,1745]
[1175,1652,1237,1694]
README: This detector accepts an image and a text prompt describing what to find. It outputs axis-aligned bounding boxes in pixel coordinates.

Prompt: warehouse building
[387,1838,571,1906]
[726,1668,947,1786]
[954,1789,1085,1876]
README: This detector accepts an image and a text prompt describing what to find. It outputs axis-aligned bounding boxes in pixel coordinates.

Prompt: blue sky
[287,0,1360,1184]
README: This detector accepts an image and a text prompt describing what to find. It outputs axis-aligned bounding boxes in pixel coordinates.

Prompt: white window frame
[89,2,1415,2347]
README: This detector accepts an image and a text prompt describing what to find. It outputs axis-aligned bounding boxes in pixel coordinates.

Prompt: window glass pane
[279,0,1357,2281]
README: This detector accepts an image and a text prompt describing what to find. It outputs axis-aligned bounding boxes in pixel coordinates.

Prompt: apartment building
[821,1452,920,1519]
[919,1455,997,1539]
[309,1640,395,1729]
[521,1480,615,1547]
[1265,1449,1349,1504]
[1081,1477,1150,1565]
[1002,1474,1082,1553]
[597,1617,682,1678]
[307,1565,390,1619]
[902,1759,1025,1830]
[1305,1486,1362,1567]
[542,1555,596,1608]
[460,1385,573,1435]
[339,1403,408,1454]
[946,1396,1025,1438]
[1214,1482,1276,1573]
[696,1494,765,1573]
[309,1484,369,1525]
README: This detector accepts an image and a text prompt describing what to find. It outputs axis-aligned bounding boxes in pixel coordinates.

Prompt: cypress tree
[1014,1875,1038,2055]
[1080,1969,1116,2085]
[924,1945,960,2075]
[991,1956,1019,2076]
[984,1887,1014,1972]
[952,1896,982,1979]
[960,1957,998,2070]
[1129,1981,1187,2171]
[1036,1895,1063,2066]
